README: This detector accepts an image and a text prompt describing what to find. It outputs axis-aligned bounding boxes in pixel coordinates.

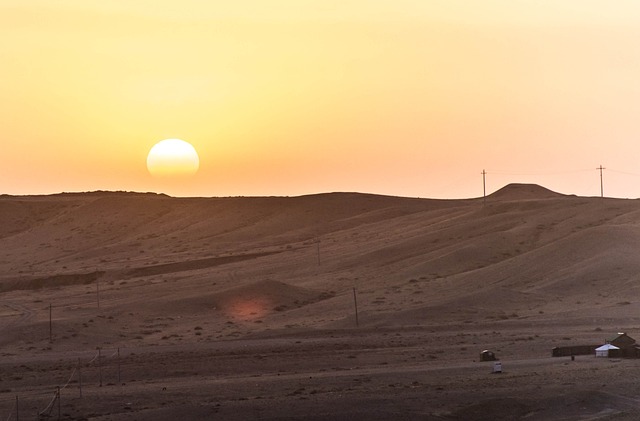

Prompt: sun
[147,139,200,177]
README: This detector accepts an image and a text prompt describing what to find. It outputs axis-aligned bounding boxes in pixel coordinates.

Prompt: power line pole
[352,288,359,327]
[98,347,103,387]
[482,169,487,206]
[117,347,121,385]
[597,165,605,198]
[78,358,83,398]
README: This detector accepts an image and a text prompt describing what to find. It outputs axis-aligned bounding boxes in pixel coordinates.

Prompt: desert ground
[3,184,640,420]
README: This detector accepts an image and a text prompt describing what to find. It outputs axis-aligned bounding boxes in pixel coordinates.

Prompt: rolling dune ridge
[2,185,640,420]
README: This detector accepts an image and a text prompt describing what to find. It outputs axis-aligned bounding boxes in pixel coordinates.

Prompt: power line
[484,168,594,176]
[607,168,640,177]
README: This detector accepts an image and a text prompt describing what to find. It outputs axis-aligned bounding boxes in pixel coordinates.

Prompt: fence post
[117,347,121,384]
[78,358,83,398]
[353,287,359,327]
[49,304,52,343]
[98,348,103,387]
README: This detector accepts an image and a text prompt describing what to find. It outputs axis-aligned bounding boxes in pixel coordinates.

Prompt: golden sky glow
[2,1,640,198]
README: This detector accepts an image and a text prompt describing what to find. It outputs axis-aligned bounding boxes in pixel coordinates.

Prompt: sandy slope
[2,184,640,419]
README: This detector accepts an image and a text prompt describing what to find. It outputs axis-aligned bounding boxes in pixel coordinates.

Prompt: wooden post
[15,395,19,421]
[482,169,487,206]
[316,240,320,266]
[597,165,605,198]
[96,277,100,309]
[117,347,121,384]
[98,348,103,387]
[78,358,83,398]
[353,287,359,327]
[49,303,52,343]
[57,386,61,421]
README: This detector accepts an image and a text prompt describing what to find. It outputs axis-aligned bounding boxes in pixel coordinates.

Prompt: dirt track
[3,328,640,420]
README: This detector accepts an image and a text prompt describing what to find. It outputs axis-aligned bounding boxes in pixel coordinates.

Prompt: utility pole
[98,347,103,387]
[96,277,100,309]
[78,358,83,398]
[49,304,52,343]
[117,347,121,385]
[316,239,321,266]
[482,169,487,206]
[597,165,605,198]
[352,288,359,327]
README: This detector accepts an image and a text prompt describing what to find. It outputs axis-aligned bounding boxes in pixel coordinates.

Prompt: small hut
[595,343,620,358]
[608,332,636,348]
[480,350,497,361]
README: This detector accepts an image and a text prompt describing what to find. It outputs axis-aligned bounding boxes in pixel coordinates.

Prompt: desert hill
[4,184,640,419]
[1,183,639,338]
[487,183,564,200]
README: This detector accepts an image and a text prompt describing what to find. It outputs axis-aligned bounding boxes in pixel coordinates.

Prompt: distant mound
[488,183,564,200]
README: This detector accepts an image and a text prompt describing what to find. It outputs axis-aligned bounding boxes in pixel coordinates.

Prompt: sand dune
[3,184,640,419]
[2,184,640,336]
[487,183,565,200]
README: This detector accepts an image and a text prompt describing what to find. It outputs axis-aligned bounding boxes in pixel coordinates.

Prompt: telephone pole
[597,165,605,198]
[482,169,487,206]
[98,347,103,387]
[352,288,359,327]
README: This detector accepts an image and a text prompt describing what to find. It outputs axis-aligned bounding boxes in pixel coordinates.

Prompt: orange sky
[2,1,640,198]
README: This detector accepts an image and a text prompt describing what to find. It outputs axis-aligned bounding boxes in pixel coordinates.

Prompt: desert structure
[2,184,640,419]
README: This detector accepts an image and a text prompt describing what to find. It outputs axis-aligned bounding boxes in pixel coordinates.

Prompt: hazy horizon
[3,1,640,199]
[0,181,615,202]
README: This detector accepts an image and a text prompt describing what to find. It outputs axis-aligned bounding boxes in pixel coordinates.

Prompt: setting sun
[146,139,200,178]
